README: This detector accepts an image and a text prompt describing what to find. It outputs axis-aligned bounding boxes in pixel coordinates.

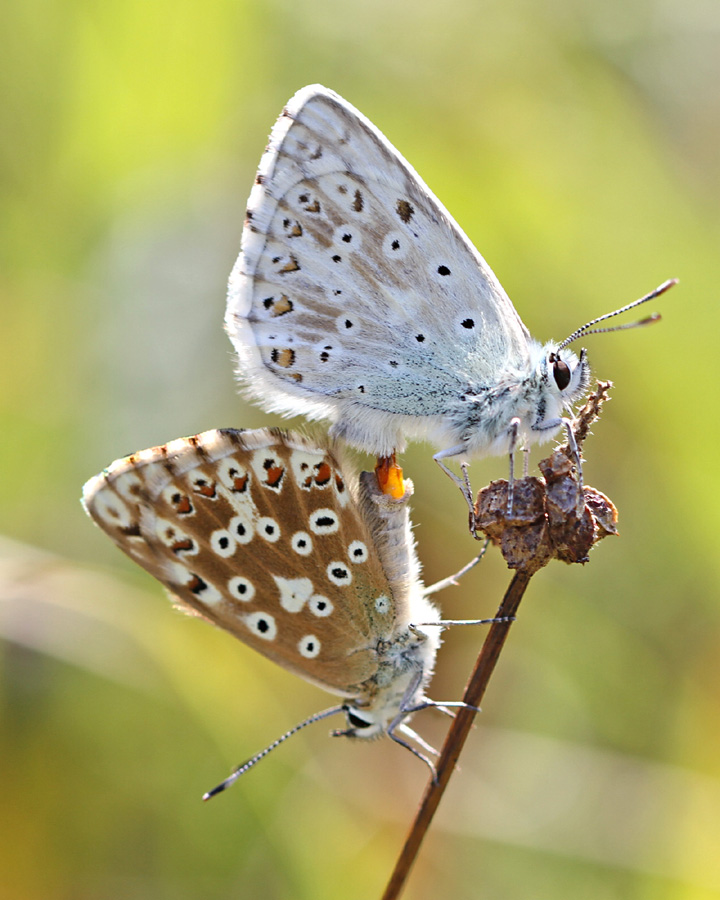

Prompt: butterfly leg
[412,617,515,628]
[433,445,478,535]
[389,672,484,781]
[388,727,438,780]
[396,669,482,720]
[395,722,441,757]
[402,698,481,716]
[562,417,584,514]
[532,415,585,514]
[433,705,457,720]
[506,417,521,516]
[423,538,489,595]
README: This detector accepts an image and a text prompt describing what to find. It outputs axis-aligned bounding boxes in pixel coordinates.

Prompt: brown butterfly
[83,428,498,797]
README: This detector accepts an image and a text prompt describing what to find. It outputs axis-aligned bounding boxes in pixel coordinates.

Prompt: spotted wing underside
[226,85,531,442]
[82,428,399,695]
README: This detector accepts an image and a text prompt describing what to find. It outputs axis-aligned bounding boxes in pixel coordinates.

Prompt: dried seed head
[474,382,618,573]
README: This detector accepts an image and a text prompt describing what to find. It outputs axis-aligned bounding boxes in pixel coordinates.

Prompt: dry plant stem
[381,381,614,899]
[381,570,533,900]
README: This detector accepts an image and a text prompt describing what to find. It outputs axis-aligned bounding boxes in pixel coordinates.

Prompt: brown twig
[380,570,532,900]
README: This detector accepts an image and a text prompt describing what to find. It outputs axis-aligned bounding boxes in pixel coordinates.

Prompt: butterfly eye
[346,710,373,730]
[551,355,571,391]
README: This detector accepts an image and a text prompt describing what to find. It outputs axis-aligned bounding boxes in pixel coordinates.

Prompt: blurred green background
[2,1,719,898]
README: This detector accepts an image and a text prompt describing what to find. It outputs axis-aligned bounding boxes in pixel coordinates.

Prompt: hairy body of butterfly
[226,85,591,463]
[82,428,441,747]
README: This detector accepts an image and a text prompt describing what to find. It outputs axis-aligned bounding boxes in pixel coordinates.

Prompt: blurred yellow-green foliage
[2,1,720,898]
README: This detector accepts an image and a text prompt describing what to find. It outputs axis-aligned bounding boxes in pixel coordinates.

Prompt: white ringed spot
[375,595,391,615]
[291,531,313,556]
[258,516,281,542]
[113,471,144,502]
[228,576,255,602]
[210,529,236,558]
[309,508,339,535]
[348,540,369,563]
[92,492,131,527]
[298,635,321,659]
[229,514,254,544]
[244,612,277,641]
[309,595,333,617]
[327,562,352,586]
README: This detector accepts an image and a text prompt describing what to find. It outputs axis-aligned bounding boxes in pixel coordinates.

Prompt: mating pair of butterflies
[83,85,671,794]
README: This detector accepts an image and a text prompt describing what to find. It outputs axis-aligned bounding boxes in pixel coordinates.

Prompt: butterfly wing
[82,428,402,696]
[226,85,532,455]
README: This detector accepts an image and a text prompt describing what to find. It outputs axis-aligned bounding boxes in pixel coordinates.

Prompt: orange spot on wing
[175,495,192,514]
[279,256,300,273]
[314,462,331,486]
[232,474,248,492]
[270,294,293,316]
[171,539,194,553]
[265,465,284,487]
[186,574,206,594]
[271,347,296,368]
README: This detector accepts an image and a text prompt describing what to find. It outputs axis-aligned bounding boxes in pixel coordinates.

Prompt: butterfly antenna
[202,704,345,800]
[557,279,677,352]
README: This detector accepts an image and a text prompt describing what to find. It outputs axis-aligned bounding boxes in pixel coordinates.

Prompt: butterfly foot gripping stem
[561,418,584,514]
[506,417,522,517]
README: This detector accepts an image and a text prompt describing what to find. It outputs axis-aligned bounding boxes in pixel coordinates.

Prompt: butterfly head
[332,686,427,742]
[535,278,678,421]
[333,704,388,740]
[541,344,591,409]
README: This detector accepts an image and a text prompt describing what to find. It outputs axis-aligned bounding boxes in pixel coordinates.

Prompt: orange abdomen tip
[375,455,405,499]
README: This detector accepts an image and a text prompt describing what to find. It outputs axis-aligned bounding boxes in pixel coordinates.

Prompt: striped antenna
[203,705,345,800]
[557,279,677,352]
